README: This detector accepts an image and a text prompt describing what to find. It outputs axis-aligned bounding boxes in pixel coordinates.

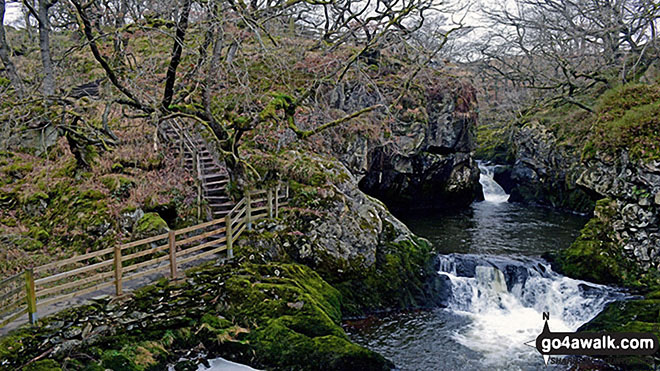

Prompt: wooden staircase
[161,120,234,220]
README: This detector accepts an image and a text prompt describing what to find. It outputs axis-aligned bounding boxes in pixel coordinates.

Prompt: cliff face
[487,83,660,287]
[494,122,595,213]
[499,122,660,285]
[356,81,483,211]
[577,154,660,271]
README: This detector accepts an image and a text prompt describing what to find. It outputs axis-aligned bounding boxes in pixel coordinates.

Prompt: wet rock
[334,79,483,212]
[621,204,655,228]
[360,149,482,211]
[62,326,82,339]
[492,165,515,193]
[507,122,595,213]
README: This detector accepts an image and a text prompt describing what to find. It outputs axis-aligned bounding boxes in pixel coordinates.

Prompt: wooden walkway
[0,119,289,333]
[161,119,234,219]
[0,185,288,332]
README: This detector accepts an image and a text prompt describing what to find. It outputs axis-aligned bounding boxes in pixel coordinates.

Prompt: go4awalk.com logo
[525,312,659,366]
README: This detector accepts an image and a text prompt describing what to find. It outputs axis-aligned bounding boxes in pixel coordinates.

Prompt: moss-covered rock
[222,263,392,370]
[0,262,391,370]
[133,212,169,238]
[24,359,63,371]
[548,198,660,290]
[578,293,660,369]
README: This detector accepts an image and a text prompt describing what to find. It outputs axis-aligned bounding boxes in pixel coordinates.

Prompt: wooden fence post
[267,188,273,218]
[179,133,184,167]
[194,150,201,220]
[274,184,280,218]
[169,230,178,279]
[246,191,252,230]
[114,244,123,296]
[226,213,233,259]
[24,269,37,324]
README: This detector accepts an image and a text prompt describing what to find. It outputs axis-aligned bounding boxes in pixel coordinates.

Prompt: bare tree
[22,0,57,95]
[67,0,458,171]
[475,0,660,111]
[0,0,24,97]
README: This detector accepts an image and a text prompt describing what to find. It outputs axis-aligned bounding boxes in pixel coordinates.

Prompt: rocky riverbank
[0,149,448,370]
[0,261,392,370]
[478,82,660,368]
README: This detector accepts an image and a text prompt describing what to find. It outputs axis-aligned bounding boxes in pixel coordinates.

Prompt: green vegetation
[133,212,169,238]
[0,262,391,370]
[320,237,436,316]
[579,292,660,369]
[550,199,660,290]
[0,136,198,276]
[475,123,512,162]
[585,83,660,161]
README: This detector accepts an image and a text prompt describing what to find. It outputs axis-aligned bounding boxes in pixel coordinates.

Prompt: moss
[221,263,391,370]
[0,261,390,370]
[579,296,660,369]
[1,162,33,179]
[14,235,44,252]
[133,212,169,237]
[475,123,512,162]
[111,162,124,172]
[100,174,135,198]
[24,360,63,371]
[311,234,437,316]
[30,227,50,243]
[575,82,660,161]
[550,199,660,290]
[101,350,142,371]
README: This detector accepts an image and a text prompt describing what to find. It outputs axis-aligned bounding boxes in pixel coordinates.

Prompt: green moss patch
[0,262,391,370]
[579,294,660,369]
[550,199,660,290]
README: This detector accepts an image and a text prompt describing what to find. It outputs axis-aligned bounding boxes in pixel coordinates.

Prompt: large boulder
[240,151,448,315]
[356,81,483,211]
[506,122,596,213]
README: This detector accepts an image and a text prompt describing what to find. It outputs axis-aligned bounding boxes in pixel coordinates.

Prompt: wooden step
[209,201,234,208]
[201,173,228,180]
[206,196,230,202]
[204,179,229,185]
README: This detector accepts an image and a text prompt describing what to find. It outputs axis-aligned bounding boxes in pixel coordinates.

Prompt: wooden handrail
[34,246,114,274]
[0,182,290,328]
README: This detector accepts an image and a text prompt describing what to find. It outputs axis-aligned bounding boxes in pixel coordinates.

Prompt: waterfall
[478,162,509,203]
[437,254,624,365]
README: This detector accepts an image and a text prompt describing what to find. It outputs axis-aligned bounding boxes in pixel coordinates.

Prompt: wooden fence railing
[0,183,289,328]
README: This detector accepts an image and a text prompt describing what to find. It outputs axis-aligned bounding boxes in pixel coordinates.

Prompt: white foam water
[197,358,259,371]
[438,255,622,367]
[478,162,510,203]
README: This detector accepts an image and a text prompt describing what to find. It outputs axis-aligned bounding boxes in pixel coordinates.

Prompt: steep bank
[357,80,483,211]
[479,83,660,282]
[0,149,445,370]
[477,118,595,214]
[242,150,446,316]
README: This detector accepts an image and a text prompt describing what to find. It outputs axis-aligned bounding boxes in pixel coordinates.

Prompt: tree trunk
[37,0,55,96]
[161,0,192,110]
[0,0,24,97]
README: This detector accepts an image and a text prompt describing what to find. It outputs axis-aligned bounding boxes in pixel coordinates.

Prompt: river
[345,163,626,370]
[197,164,624,370]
